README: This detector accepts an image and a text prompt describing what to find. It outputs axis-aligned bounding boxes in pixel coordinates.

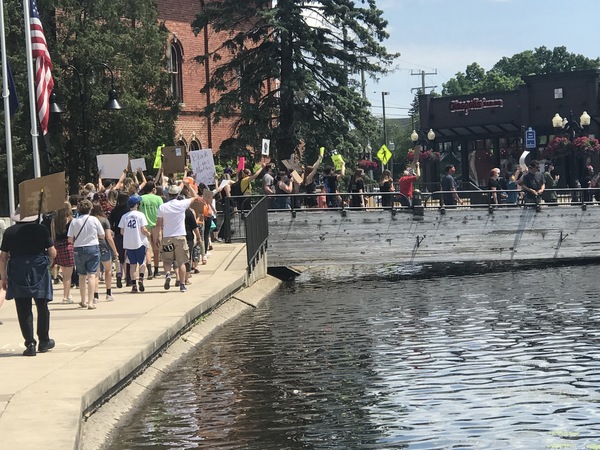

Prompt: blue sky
[367,0,600,119]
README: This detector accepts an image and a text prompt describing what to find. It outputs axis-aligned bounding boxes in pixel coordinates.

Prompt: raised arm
[305,155,322,184]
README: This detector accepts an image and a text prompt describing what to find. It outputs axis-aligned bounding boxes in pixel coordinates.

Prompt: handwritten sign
[97,154,129,179]
[130,158,147,173]
[189,149,216,187]
[519,150,530,171]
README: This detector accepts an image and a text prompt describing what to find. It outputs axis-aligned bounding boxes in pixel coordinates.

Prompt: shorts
[161,236,188,267]
[126,246,147,265]
[100,245,113,263]
[74,245,100,276]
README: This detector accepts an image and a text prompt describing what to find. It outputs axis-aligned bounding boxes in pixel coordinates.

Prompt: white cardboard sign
[189,149,216,187]
[96,154,129,179]
[130,158,147,173]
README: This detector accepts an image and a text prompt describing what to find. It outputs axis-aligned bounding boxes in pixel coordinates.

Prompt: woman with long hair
[91,204,118,303]
[349,168,365,209]
[379,170,395,208]
[109,192,129,288]
[51,202,75,303]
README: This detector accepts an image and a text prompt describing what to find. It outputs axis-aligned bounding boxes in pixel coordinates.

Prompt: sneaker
[23,343,36,357]
[105,294,115,302]
[164,276,171,290]
[175,280,180,287]
[38,339,55,353]
[147,272,154,280]
[138,280,145,292]
[116,275,123,289]
[153,269,159,278]
[62,298,74,304]
[179,284,187,292]
[53,277,60,285]
[93,298,99,305]
[88,304,97,310]
[131,284,138,293]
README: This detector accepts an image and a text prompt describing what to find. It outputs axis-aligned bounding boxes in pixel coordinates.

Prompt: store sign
[449,97,504,115]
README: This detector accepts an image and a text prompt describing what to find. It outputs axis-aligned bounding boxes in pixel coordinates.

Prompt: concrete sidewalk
[0,243,250,450]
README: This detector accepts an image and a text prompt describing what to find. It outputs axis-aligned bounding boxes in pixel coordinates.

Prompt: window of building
[190,139,200,151]
[168,41,184,102]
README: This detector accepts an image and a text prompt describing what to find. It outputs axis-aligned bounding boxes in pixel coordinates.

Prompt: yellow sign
[377,144,392,165]
[153,144,165,169]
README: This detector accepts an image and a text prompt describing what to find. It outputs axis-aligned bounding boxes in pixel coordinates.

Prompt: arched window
[168,41,183,102]
[190,139,200,151]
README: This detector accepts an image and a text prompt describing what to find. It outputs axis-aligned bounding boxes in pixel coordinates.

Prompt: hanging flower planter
[543,136,600,159]
[407,150,442,163]
[357,159,379,171]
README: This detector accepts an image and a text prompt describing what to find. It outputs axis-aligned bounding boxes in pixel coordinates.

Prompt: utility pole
[410,69,437,94]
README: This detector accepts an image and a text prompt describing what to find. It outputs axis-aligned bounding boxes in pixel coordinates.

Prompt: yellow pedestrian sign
[377,144,392,165]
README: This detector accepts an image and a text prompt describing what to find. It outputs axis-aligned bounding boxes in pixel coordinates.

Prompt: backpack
[230,180,247,197]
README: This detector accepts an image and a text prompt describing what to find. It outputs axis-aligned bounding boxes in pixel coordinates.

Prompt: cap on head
[127,194,142,208]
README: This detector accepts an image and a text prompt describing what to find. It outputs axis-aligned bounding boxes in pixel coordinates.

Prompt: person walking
[139,181,164,279]
[0,208,57,356]
[51,201,75,303]
[441,164,463,206]
[156,183,205,292]
[68,199,105,309]
[119,194,151,293]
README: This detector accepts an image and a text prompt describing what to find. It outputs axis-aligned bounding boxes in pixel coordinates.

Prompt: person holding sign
[0,209,57,356]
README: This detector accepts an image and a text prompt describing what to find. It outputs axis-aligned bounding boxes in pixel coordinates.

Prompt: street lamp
[410,128,436,148]
[552,110,591,187]
[51,62,123,190]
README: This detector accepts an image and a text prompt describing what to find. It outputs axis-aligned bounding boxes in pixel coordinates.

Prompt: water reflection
[109,265,600,449]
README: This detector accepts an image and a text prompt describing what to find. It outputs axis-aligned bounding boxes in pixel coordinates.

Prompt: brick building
[157,0,238,156]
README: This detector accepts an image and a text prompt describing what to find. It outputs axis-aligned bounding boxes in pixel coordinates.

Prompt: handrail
[217,186,597,213]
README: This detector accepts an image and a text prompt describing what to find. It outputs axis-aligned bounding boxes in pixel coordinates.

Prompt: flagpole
[23,0,41,178]
[0,0,15,218]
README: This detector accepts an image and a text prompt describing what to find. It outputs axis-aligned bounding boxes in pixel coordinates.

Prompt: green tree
[191,0,397,163]
[443,46,600,96]
[0,0,177,201]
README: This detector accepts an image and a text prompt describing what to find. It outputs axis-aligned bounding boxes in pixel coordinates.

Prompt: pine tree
[192,0,396,163]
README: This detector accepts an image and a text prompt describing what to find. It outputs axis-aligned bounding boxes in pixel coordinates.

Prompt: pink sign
[237,156,245,173]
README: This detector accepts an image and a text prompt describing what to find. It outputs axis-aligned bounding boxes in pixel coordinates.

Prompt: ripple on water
[110,265,600,449]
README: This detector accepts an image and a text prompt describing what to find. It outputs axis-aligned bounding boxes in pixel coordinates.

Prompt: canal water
[109,265,600,449]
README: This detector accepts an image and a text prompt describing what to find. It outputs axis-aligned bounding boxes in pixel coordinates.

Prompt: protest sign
[130,158,147,173]
[189,149,216,187]
[18,172,66,219]
[162,146,186,174]
[97,154,129,179]
[261,139,270,156]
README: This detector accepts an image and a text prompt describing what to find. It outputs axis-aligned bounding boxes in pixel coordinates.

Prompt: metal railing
[241,196,269,273]
[214,186,599,241]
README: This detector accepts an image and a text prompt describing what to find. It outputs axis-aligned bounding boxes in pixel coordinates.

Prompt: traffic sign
[377,144,392,165]
[525,127,536,149]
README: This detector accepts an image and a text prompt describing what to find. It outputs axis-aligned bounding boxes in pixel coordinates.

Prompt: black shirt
[0,222,54,257]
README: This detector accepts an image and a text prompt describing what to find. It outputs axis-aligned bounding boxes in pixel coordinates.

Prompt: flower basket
[544,135,600,159]
[357,159,379,171]
[407,150,442,164]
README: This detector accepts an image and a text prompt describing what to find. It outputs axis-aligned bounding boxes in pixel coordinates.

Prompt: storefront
[417,70,600,190]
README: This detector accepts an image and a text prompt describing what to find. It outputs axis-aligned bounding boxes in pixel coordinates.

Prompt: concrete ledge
[80,275,282,450]
[0,243,265,450]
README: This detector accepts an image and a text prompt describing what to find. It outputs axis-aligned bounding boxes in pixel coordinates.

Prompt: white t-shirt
[157,198,193,238]
[118,210,149,250]
[67,214,105,247]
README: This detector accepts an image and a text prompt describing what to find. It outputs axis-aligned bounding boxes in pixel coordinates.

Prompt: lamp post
[379,91,392,176]
[410,128,436,149]
[51,62,123,190]
[552,110,591,187]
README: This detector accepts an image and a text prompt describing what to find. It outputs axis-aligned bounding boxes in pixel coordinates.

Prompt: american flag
[29,0,53,135]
